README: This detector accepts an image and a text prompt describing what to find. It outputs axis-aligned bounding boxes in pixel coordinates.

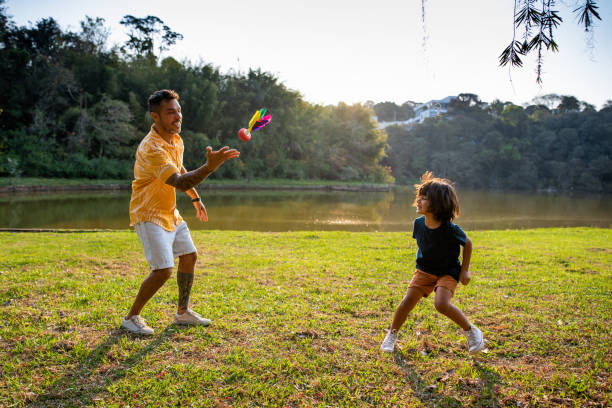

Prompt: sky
[5,0,612,108]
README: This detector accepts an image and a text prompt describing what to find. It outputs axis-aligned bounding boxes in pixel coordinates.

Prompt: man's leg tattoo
[177,271,194,311]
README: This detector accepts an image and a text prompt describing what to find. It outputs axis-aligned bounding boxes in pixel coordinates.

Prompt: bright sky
[5,0,612,108]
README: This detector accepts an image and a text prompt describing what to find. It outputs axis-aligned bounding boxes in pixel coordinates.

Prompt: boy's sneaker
[464,325,485,354]
[380,329,398,353]
[121,315,154,335]
[174,308,211,326]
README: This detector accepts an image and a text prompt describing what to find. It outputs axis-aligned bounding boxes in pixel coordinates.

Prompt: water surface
[0,189,610,231]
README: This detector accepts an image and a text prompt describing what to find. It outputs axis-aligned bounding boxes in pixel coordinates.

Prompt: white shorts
[134,221,197,270]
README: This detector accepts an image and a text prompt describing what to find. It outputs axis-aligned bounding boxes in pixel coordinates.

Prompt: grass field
[0,177,392,188]
[0,228,610,407]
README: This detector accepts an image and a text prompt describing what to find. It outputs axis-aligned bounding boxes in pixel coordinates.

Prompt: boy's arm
[459,236,472,285]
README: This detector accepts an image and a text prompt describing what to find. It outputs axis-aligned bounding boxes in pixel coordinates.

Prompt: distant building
[413,96,456,122]
[375,96,457,129]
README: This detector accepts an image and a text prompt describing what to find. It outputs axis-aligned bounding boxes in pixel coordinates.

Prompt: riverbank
[1,228,610,407]
[0,177,391,192]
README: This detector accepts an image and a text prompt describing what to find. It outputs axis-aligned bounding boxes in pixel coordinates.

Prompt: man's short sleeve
[452,224,467,246]
[146,146,179,182]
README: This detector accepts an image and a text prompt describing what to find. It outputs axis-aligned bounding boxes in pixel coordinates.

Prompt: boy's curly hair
[413,171,460,222]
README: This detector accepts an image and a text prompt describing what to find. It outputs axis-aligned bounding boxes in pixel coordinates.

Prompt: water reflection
[0,189,610,231]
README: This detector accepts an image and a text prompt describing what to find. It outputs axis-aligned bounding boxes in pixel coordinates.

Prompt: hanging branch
[533,0,561,82]
[421,0,429,59]
[516,0,541,47]
[499,0,597,84]
[499,0,524,68]
[534,0,547,83]
[575,0,601,32]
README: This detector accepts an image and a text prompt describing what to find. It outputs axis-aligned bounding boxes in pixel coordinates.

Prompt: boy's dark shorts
[409,269,458,297]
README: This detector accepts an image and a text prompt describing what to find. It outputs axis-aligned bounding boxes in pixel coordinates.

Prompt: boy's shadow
[393,351,502,408]
[26,324,178,408]
[471,361,503,408]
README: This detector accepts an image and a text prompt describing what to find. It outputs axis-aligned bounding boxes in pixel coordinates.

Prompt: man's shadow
[393,350,502,408]
[26,325,177,408]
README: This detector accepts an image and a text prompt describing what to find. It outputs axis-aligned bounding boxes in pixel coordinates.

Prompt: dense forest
[1,3,610,192]
[0,5,389,183]
[383,94,612,192]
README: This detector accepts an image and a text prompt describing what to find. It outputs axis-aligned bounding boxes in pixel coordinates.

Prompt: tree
[372,101,415,122]
[88,96,137,158]
[557,95,580,113]
[531,94,561,110]
[78,16,109,54]
[486,99,512,117]
[119,15,183,58]
[600,100,612,113]
[384,92,612,192]
[581,101,596,112]
[500,104,527,126]
[498,0,602,83]
[525,104,550,121]
[448,93,484,112]
[374,102,399,122]
[398,102,416,121]
[322,103,389,182]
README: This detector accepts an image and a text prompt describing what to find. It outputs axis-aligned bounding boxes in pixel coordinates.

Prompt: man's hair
[147,89,180,113]
[413,171,460,222]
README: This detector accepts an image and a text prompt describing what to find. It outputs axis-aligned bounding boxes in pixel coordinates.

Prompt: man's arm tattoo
[180,167,199,199]
[166,164,213,192]
[177,271,194,311]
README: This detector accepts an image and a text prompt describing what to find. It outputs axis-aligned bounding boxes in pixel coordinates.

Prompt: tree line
[0,5,390,183]
[1,4,610,192]
[383,94,612,192]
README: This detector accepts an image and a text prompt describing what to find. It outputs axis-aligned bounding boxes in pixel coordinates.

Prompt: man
[121,89,240,335]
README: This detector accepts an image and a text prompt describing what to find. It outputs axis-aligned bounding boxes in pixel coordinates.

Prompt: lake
[0,188,610,231]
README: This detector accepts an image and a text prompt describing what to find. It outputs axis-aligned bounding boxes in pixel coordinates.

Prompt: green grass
[0,228,610,407]
[0,177,131,187]
[204,177,390,187]
[0,177,390,188]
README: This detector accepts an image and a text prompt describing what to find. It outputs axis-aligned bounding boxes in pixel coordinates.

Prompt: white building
[375,96,457,129]
[413,96,456,122]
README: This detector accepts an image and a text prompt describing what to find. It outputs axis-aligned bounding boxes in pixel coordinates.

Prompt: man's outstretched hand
[165,146,240,193]
[206,146,240,172]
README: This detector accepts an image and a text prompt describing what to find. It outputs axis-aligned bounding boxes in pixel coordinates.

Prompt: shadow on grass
[393,351,503,408]
[26,325,176,408]
[393,350,463,408]
[471,361,503,408]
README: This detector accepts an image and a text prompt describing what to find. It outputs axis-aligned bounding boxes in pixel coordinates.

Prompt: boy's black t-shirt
[412,216,467,281]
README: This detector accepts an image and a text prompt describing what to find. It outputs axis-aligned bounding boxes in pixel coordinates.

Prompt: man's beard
[161,120,181,134]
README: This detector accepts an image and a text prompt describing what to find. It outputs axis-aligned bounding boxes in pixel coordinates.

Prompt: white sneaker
[464,325,485,354]
[380,329,398,353]
[174,308,211,326]
[121,315,154,335]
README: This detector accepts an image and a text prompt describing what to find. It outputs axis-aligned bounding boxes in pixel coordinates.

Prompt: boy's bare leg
[434,287,470,330]
[390,288,424,331]
[126,268,173,319]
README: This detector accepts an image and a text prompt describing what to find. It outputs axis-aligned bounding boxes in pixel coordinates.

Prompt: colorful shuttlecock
[239,108,272,142]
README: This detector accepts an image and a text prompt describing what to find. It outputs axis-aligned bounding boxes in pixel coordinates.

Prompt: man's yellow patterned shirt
[129,125,183,231]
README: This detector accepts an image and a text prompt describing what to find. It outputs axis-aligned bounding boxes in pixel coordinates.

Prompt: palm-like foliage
[575,0,601,31]
[499,0,600,83]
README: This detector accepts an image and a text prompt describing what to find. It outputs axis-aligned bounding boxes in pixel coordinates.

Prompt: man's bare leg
[177,252,197,314]
[126,268,172,319]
